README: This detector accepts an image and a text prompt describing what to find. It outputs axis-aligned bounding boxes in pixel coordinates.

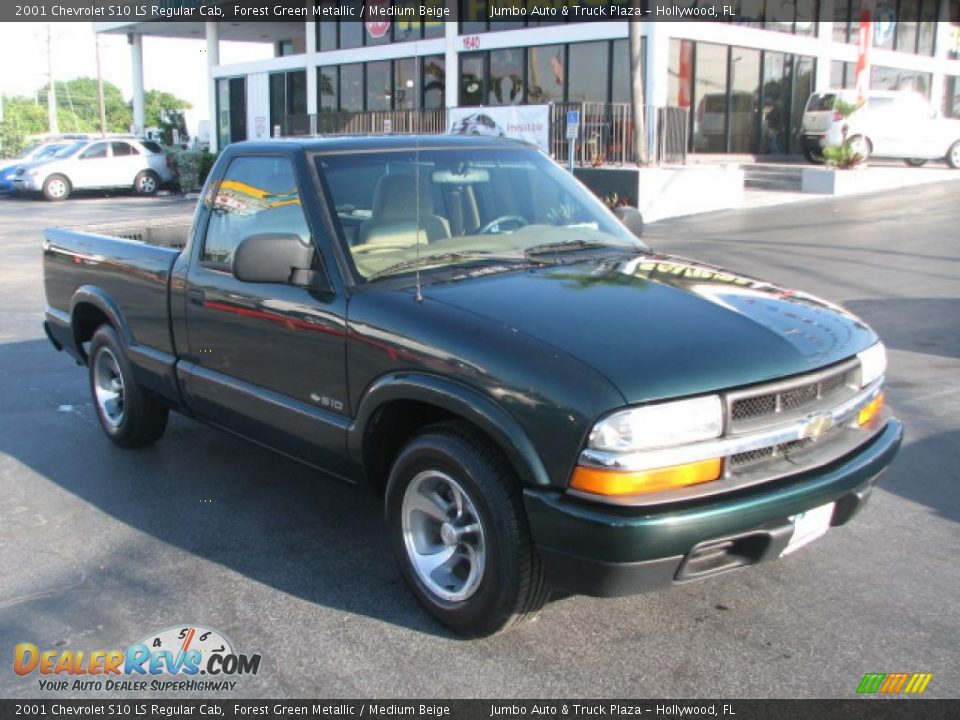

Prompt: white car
[800,89,960,167]
[13,137,174,200]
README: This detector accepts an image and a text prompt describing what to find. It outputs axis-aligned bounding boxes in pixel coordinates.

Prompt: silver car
[801,89,960,167]
[13,138,174,200]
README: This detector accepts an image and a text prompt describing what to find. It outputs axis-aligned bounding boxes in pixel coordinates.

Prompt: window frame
[198,153,311,273]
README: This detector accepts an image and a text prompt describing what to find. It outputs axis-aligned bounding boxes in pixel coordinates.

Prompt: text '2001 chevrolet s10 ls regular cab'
[42,136,902,636]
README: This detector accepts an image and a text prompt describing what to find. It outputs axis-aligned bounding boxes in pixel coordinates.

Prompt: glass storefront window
[944,76,960,118]
[568,42,609,103]
[461,0,487,33]
[460,53,486,107]
[790,56,816,153]
[871,66,932,98]
[217,77,246,146]
[341,64,364,112]
[897,0,919,53]
[423,55,445,109]
[761,52,789,154]
[340,1,364,49]
[693,43,728,153]
[319,67,338,112]
[917,0,937,56]
[394,58,417,110]
[873,3,897,50]
[527,45,565,104]
[489,48,524,105]
[833,0,853,43]
[611,39,632,104]
[729,47,760,153]
[367,61,392,111]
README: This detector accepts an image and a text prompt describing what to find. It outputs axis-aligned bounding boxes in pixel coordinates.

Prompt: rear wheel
[89,325,168,447]
[847,135,872,162]
[42,174,71,201]
[947,141,960,169]
[385,423,549,636]
[134,170,160,196]
[904,158,928,167]
[803,149,825,164]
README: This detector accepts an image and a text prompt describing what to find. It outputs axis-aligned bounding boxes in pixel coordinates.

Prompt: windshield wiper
[523,239,632,256]
[367,251,527,281]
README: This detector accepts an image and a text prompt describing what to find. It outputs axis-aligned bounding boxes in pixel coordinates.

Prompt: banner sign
[448,105,550,151]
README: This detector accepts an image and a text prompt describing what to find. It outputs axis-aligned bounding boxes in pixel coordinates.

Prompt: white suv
[13,138,174,200]
[800,89,960,168]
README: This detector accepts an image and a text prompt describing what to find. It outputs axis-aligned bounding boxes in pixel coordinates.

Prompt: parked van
[799,89,960,167]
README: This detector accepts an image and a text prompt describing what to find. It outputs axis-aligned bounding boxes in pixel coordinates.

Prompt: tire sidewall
[43,175,70,201]
[89,326,135,442]
[135,170,159,195]
[385,432,524,635]
[947,141,960,170]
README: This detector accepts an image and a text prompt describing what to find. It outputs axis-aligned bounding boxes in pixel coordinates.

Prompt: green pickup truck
[42,136,902,636]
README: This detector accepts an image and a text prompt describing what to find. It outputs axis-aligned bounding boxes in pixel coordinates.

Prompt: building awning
[93,21,294,43]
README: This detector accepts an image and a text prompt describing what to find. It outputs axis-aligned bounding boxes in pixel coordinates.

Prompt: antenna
[414,40,423,303]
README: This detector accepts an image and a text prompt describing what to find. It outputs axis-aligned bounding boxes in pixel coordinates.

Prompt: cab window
[111,142,140,157]
[79,143,109,160]
[202,155,311,269]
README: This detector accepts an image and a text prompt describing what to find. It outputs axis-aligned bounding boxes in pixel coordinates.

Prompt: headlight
[857,342,886,387]
[588,395,723,453]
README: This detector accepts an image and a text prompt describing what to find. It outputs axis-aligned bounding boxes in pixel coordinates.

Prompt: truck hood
[422,253,878,403]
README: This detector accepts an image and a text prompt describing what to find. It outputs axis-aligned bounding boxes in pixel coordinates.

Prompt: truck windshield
[316,146,640,280]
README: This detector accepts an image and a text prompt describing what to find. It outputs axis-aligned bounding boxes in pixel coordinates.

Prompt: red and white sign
[365,0,391,39]
[855,3,873,100]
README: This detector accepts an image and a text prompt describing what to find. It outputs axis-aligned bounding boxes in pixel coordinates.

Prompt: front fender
[348,373,551,488]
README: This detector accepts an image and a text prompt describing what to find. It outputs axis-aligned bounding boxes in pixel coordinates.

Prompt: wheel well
[72,302,111,360]
[362,400,504,496]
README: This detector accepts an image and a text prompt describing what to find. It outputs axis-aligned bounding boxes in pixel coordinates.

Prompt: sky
[0,22,273,136]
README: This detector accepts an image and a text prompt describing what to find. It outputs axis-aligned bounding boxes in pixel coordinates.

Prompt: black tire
[88,325,168,448]
[42,174,71,201]
[385,422,549,637]
[904,158,928,167]
[847,135,872,162]
[803,149,825,165]
[947,141,960,170]
[134,170,160,196]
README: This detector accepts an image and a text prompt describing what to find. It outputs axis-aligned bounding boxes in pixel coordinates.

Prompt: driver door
[180,153,350,474]
[72,141,111,188]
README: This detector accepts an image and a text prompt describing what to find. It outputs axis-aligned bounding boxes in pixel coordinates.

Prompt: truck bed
[42,217,193,359]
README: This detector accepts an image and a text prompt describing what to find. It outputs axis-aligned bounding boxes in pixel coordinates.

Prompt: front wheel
[134,170,160,196]
[89,325,168,447]
[385,423,549,636]
[803,149,825,164]
[947,141,960,169]
[43,174,71,201]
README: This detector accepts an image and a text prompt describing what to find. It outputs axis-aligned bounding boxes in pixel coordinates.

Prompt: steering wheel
[477,215,528,235]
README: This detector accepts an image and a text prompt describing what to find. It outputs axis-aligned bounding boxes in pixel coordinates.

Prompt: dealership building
[95,2,960,156]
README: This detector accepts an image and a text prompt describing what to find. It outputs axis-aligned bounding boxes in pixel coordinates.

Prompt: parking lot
[1,184,958,699]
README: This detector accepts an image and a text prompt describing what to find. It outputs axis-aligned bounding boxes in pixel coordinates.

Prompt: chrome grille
[727,360,859,433]
[729,436,818,469]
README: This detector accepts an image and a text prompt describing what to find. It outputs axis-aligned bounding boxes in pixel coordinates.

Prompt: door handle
[187,289,205,306]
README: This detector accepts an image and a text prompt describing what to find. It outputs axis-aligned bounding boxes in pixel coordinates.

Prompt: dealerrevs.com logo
[13,625,261,692]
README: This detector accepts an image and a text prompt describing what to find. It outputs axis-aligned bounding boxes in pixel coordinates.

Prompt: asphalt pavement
[1,184,958,699]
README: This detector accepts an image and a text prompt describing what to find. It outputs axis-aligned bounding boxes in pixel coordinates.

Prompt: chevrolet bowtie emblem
[802,414,834,440]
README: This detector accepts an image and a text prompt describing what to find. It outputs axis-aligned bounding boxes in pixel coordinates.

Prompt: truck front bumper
[524,418,903,597]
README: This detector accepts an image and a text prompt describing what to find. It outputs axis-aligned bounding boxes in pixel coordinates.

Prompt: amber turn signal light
[570,458,723,497]
[858,393,885,427]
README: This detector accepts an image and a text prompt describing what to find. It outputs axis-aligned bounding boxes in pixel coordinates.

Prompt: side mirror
[232,233,331,291]
[615,206,645,241]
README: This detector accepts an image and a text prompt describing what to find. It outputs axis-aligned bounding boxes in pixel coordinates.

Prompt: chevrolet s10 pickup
[43,136,902,636]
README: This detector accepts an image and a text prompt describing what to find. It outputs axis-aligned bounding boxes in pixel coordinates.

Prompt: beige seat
[357,175,450,247]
